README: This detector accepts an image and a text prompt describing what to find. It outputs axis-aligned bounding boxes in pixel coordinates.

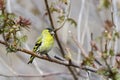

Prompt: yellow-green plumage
[28,28,54,64]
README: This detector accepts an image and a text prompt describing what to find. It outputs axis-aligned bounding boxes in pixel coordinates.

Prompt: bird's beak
[51,31,55,35]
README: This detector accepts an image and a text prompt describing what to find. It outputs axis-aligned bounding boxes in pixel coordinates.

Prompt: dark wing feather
[33,36,42,52]
[27,36,42,64]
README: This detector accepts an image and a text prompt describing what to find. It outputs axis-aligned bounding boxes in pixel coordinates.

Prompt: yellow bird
[28,28,55,64]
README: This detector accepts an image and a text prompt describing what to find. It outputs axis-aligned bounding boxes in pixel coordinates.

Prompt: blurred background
[0,0,120,80]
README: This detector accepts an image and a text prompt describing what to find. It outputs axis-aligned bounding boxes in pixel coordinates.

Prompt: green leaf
[0,14,5,20]
[103,50,109,59]
[111,68,118,74]
[0,29,4,34]
[111,68,120,80]
[6,45,17,53]
[3,27,10,32]
[16,35,28,47]
[6,19,15,27]
[8,13,16,19]
[103,0,110,8]
[20,35,28,42]
[114,32,120,38]
[57,15,65,23]
[67,18,77,27]
[99,0,110,9]
[97,68,110,76]
[82,52,94,66]
[0,14,5,28]
[109,49,114,56]
[114,73,120,80]
[50,5,58,13]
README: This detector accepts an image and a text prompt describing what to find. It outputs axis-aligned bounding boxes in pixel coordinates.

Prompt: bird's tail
[28,56,35,64]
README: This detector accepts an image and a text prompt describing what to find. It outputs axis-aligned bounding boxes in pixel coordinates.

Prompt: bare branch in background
[70,32,88,58]
[0,72,69,77]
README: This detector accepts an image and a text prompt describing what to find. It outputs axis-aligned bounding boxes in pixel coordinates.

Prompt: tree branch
[0,40,96,78]
[0,40,97,73]
[0,40,77,67]
[44,0,78,80]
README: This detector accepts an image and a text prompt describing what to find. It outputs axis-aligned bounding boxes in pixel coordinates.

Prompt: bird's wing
[33,36,42,52]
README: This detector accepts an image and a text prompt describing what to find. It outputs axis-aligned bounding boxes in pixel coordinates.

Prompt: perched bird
[28,28,55,64]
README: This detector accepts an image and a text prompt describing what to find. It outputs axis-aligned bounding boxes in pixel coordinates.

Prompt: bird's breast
[39,34,54,53]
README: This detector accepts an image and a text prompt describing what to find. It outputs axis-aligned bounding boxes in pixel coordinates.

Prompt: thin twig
[90,33,102,66]
[111,0,119,68]
[110,0,116,28]
[71,32,102,66]
[44,0,78,80]
[71,32,88,58]
[54,0,71,32]
[44,0,54,29]
[103,58,116,80]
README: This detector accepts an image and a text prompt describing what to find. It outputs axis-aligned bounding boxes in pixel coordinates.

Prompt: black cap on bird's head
[46,28,53,32]
[46,28,55,35]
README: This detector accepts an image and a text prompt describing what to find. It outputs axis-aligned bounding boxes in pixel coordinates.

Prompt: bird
[28,28,55,64]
